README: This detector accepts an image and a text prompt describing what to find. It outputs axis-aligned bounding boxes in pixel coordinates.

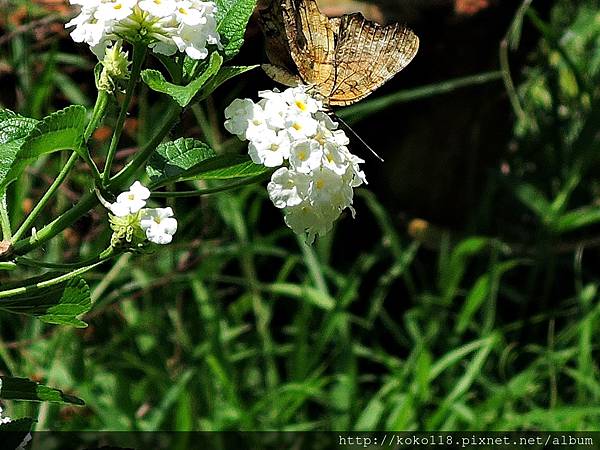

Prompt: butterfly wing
[281,0,339,97]
[329,13,419,106]
[257,0,297,72]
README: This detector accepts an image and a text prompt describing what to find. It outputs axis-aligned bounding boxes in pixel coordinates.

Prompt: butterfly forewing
[329,14,419,106]
[282,0,338,97]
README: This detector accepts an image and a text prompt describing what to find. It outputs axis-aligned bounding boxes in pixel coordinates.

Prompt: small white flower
[267,167,309,208]
[283,87,322,115]
[140,207,178,244]
[174,0,205,25]
[321,142,350,175]
[138,0,176,17]
[95,0,137,22]
[224,99,268,140]
[284,201,336,244]
[259,95,288,130]
[289,139,322,173]
[248,130,291,167]
[110,181,150,216]
[309,166,352,208]
[285,112,319,140]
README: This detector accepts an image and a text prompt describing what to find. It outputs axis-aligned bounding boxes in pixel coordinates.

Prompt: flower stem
[0,195,11,241]
[102,44,147,184]
[11,91,110,243]
[0,259,105,299]
[110,100,181,189]
[16,246,116,270]
[11,152,80,242]
[10,190,98,257]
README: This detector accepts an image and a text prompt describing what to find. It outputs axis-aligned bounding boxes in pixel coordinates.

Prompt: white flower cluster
[110,181,178,244]
[66,0,221,59]
[224,87,367,243]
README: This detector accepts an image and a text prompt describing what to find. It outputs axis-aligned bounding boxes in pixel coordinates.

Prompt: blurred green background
[1,0,600,434]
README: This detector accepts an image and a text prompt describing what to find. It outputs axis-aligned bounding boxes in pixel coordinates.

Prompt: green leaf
[554,206,600,233]
[215,0,257,60]
[188,155,271,180]
[0,276,92,327]
[1,376,84,405]
[0,109,38,191]
[147,137,216,186]
[511,181,552,221]
[150,152,270,188]
[196,65,258,100]
[0,105,86,193]
[142,52,223,107]
[438,237,490,303]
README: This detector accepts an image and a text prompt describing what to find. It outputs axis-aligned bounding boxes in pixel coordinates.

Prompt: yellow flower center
[316,179,325,189]
[295,100,307,112]
[292,123,302,131]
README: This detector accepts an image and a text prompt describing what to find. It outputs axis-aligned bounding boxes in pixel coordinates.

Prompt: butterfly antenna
[334,114,384,162]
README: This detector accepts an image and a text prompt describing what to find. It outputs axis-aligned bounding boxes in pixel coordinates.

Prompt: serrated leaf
[142,52,223,107]
[0,105,86,193]
[0,276,91,327]
[0,109,38,191]
[1,376,84,405]
[188,155,271,180]
[215,0,257,59]
[147,137,216,186]
[197,65,258,100]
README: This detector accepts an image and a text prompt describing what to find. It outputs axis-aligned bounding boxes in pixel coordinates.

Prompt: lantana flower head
[66,0,221,59]
[107,181,178,246]
[224,86,367,243]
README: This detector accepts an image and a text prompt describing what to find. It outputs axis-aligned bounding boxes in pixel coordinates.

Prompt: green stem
[0,194,11,240]
[15,246,116,270]
[10,191,98,257]
[0,260,104,299]
[12,153,79,243]
[102,44,147,184]
[110,100,181,189]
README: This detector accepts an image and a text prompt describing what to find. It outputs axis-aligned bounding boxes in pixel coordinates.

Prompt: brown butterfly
[257,0,420,107]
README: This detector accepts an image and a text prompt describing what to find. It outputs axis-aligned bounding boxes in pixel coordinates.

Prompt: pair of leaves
[0,106,87,194]
[147,137,270,188]
[143,54,257,107]
[0,275,92,328]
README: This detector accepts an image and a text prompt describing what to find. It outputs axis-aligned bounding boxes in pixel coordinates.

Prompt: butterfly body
[258,0,420,107]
